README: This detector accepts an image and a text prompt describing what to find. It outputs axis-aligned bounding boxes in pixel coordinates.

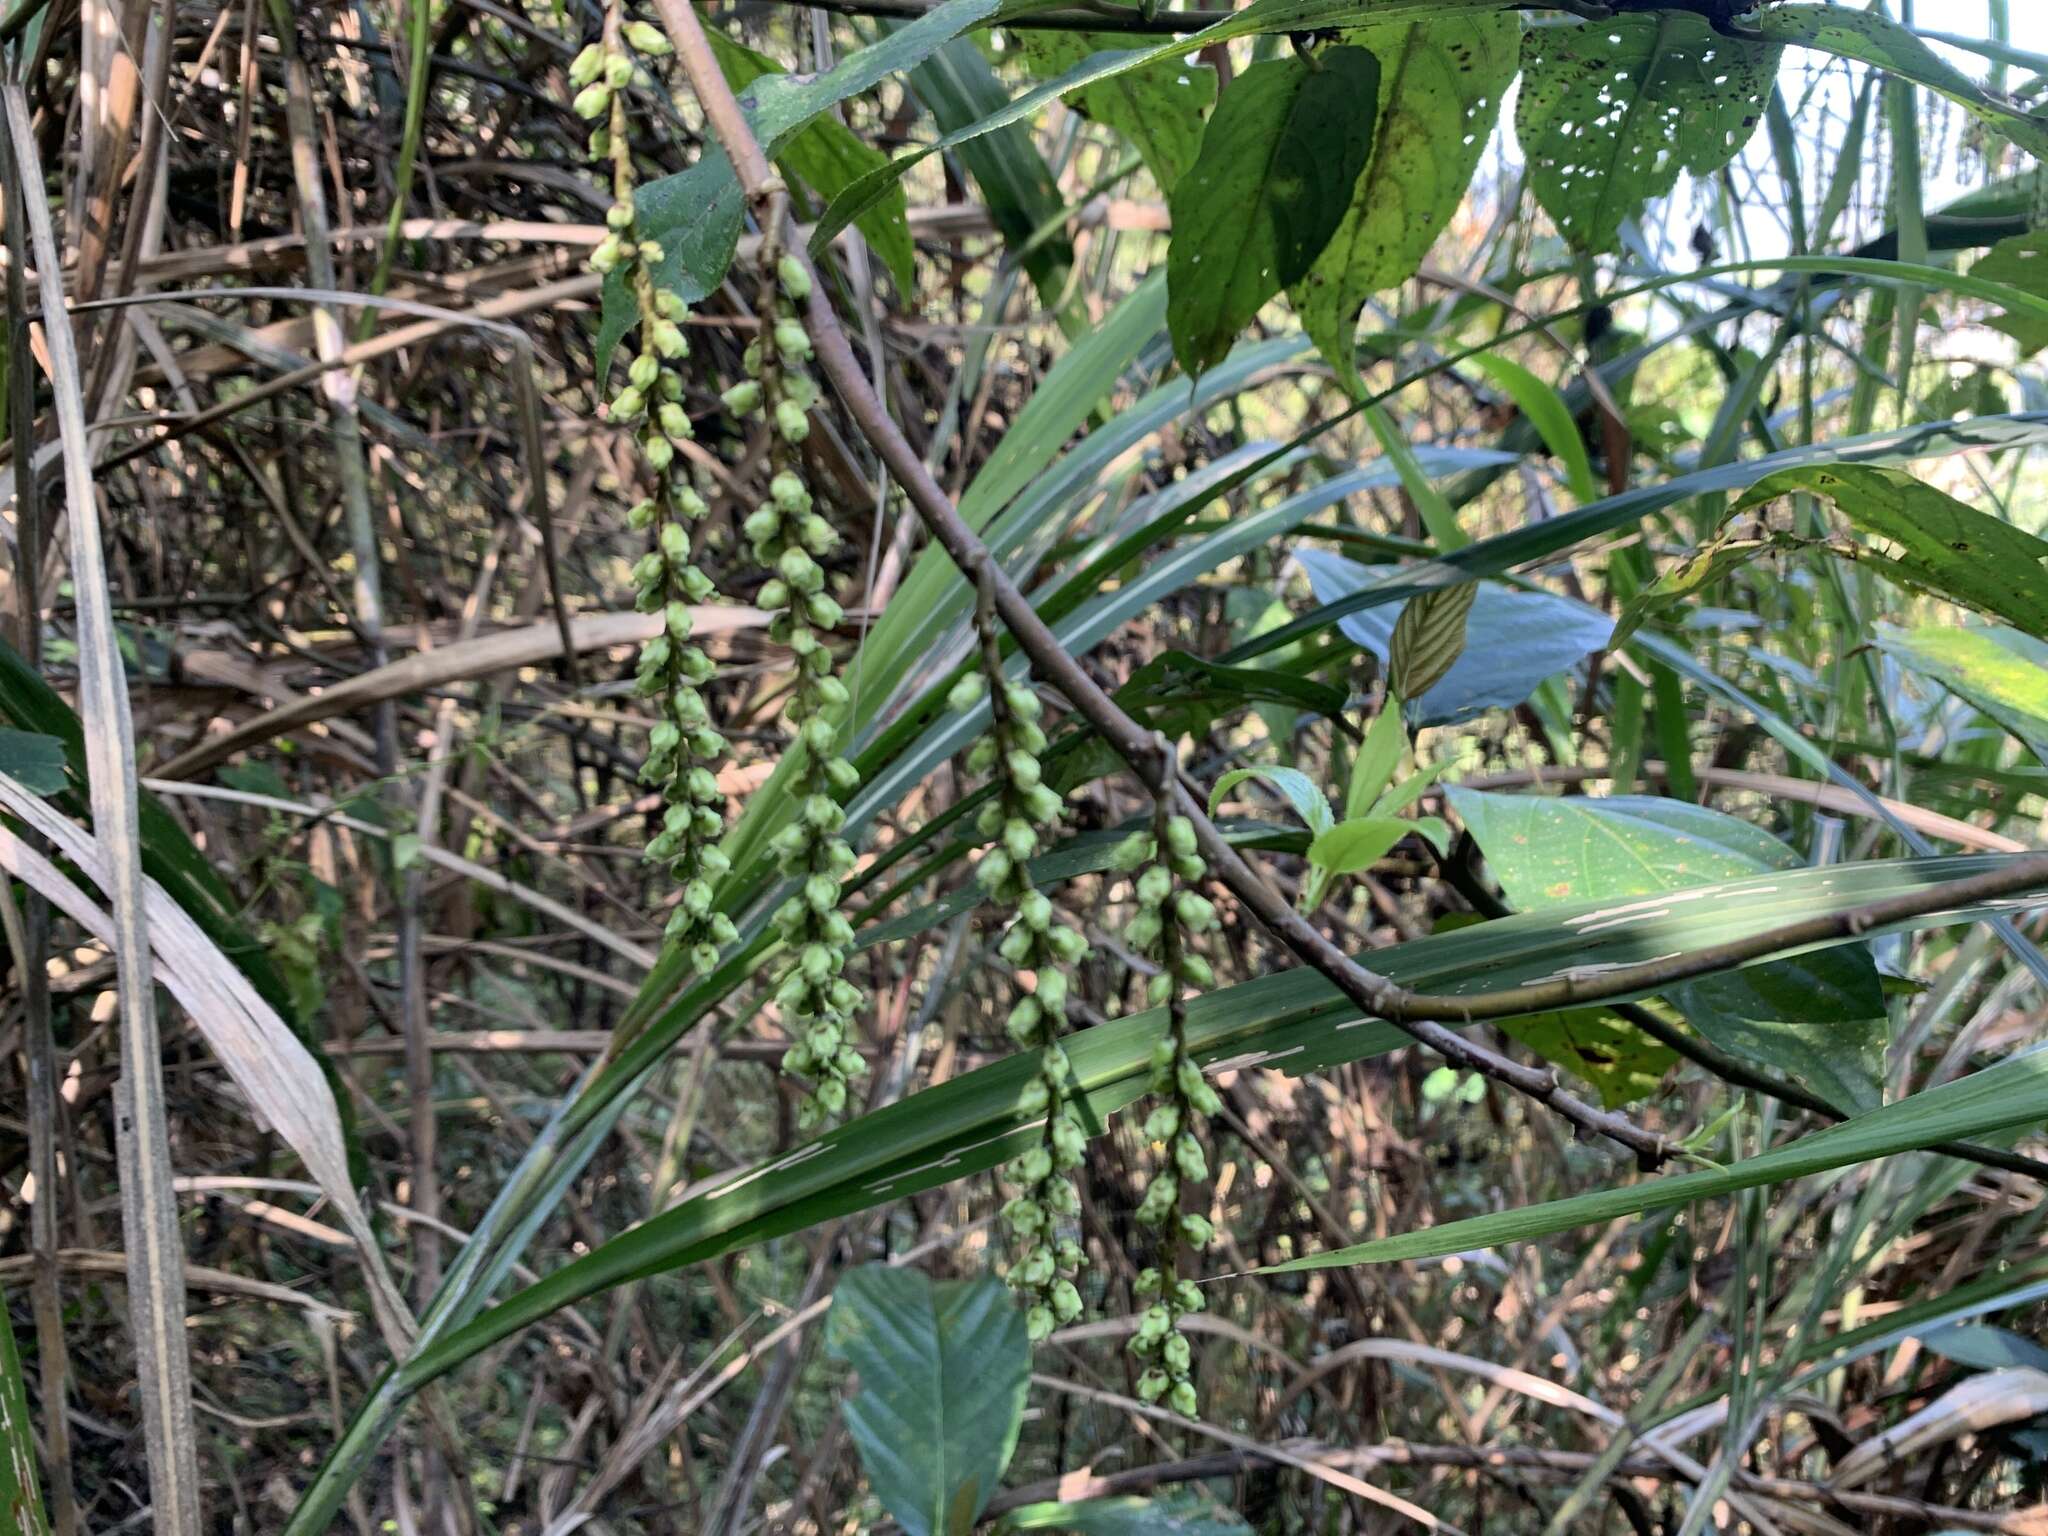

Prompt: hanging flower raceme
[725,254,863,1127]
[952,637,1092,1340]
[1111,809,1223,1416]
[572,16,736,977]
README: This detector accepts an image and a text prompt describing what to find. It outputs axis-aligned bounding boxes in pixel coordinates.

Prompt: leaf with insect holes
[1387,580,1478,701]
[1734,465,2048,640]
[1515,13,1779,254]
[1167,46,1380,378]
[1290,14,1521,389]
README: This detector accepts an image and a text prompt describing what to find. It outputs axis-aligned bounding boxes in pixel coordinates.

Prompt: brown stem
[651,0,2048,1172]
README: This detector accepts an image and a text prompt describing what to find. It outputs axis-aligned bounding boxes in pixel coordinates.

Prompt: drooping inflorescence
[1111,804,1223,1415]
[955,588,1093,1339]
[572,10,737,977]
[726,250,866,1128]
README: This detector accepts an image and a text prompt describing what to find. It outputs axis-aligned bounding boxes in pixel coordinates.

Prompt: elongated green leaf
[1016,30,1215,191]
[903,36,1074,309]
[1210,766,1333,836]
[1167,47,1380,377]
[1255,1045,2048,1274]
[0,1291,51,1536]
[1874,622,2048,764]
[1753,5,2048,159]
[826,1267,1029,1536]
[1290,14,1521,387]
[1347,706,1406,820]
[1733,464,2048,639]
[393,854,2046,1393]
[1515,13,1780,254]
[1387,580,1477,700]
[707,32,915,292]
[1467,352,1598,503]
[1451,789,1886,1111]
[1306,816,1414,880]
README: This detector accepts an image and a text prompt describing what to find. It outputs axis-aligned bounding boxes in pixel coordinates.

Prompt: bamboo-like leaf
[2,84,200,1534]
[1256,1044,2048,1274]
[0,1291,51,1536]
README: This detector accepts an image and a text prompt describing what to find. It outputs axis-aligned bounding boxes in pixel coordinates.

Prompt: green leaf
[1255,1044,2048,1273]
[1449,789,1886,1112]
[1387,580,1477,701]
[1014,30,1216,191]
[707,31,915,293]
[1515,13,1780,254]
[1496,1008,1678,1109]
[1307,816,1415,879]
[1734,464,2048,640]
[0,729,68,796]
[1873,622,2048,764]
[1467,352,1598,504]
[1347,706,1407,820]
[1753,5,2048,160]
[1209,766,1334,836]
[826,1266,1029,1536]
[1000,1492,1251,1536]
[1290,14,1521,387]
[1167,47,1381,378]
[0,1290,51,1536]
[1974,230,2048,355]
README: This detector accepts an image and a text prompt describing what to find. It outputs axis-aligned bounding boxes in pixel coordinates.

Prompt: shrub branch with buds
[725,245,865,1126]
[955,582,1093,1340]
[1111,796,1223,1416]
[572,9,737,976]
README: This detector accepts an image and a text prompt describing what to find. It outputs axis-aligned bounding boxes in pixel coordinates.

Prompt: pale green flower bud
[775,398,809,441]
[774,317,813,359]
[604,51,634,87]
[622,19,671,53]
[572,81,612,118]
[948,672,987,712]
[569,43,605,86]
[777,252,812,300]
[722,380,762,415]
